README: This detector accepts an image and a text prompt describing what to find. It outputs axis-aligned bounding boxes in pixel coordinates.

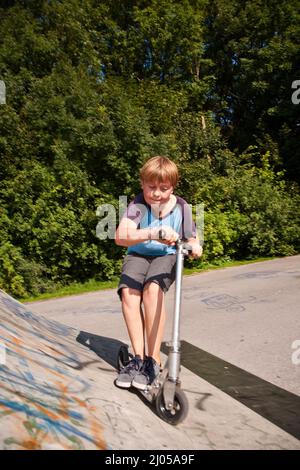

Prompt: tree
[203,0,300,180]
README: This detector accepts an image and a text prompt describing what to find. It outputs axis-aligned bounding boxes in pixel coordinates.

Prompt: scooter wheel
[155,387,188,425]
[117,346,131,371]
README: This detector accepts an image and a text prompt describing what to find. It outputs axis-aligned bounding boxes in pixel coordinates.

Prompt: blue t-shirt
[122,193,196,256]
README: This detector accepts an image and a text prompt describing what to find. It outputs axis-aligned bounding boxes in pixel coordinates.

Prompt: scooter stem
[168,241,184,382]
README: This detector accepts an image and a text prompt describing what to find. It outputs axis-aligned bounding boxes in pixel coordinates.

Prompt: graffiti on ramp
[0,289,106,450]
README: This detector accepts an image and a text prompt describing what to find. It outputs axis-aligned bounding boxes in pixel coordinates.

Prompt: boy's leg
[121,287,145,358]
[131,281,164,390]
[142,281,166,365]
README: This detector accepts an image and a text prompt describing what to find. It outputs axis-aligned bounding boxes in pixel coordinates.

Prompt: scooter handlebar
[158,229,193,256]
[181,243,193,255]
[158,228,165,240]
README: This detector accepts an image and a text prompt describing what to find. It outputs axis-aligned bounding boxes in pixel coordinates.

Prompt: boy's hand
[151,226,179,245]
[187,239,203,259]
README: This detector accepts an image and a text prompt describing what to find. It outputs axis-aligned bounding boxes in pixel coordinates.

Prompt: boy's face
[141,179,174,206]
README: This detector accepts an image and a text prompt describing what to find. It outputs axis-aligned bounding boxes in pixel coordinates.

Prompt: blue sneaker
[115,355,143,388]
[132,356,160,390]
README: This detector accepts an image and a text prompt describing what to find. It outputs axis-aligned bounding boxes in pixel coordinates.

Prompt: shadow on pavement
[76,331,163,418]
[76,331,129,370]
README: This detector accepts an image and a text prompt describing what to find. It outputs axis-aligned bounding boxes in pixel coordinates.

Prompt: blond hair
[140,156,179,187]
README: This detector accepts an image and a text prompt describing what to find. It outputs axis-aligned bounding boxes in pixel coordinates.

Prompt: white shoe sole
[115,380,131,389]
[131,380,148,391]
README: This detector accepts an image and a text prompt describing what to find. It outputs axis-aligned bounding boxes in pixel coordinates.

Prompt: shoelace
[141,358,155,380]
[122,357,141,372]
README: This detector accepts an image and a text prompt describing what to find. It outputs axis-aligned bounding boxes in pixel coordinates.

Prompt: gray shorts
[117,253,177,300]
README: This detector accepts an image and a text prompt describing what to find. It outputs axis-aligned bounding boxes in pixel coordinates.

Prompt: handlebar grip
[182,243,193,255]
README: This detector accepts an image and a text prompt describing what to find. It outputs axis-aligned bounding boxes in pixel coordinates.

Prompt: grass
[183,256,275,276]
[21,278,119,303]
[20,256,276,303]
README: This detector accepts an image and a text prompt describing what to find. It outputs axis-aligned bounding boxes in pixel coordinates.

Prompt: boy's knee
[143,282,163,299]
[121,287,142,304]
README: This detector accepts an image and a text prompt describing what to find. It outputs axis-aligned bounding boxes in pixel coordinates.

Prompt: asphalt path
[27,255,300,450]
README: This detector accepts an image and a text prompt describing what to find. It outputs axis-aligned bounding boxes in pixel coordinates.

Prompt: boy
[115,156,202,390]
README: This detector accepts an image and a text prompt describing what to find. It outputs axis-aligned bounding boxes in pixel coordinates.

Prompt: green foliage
[203,0,300,180]
[0,160,121,296]
[0,0,299,298]
[0,242,27,298]
[189,166,300,267]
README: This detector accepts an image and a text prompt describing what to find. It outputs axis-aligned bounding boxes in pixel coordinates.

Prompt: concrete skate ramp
[0,289,107,450]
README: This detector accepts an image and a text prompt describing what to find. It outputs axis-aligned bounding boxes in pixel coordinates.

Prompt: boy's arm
[115,217,150,247]
[115,218,178,247]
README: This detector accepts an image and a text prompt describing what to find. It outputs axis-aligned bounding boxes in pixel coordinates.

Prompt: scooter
[117,237,192,425]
